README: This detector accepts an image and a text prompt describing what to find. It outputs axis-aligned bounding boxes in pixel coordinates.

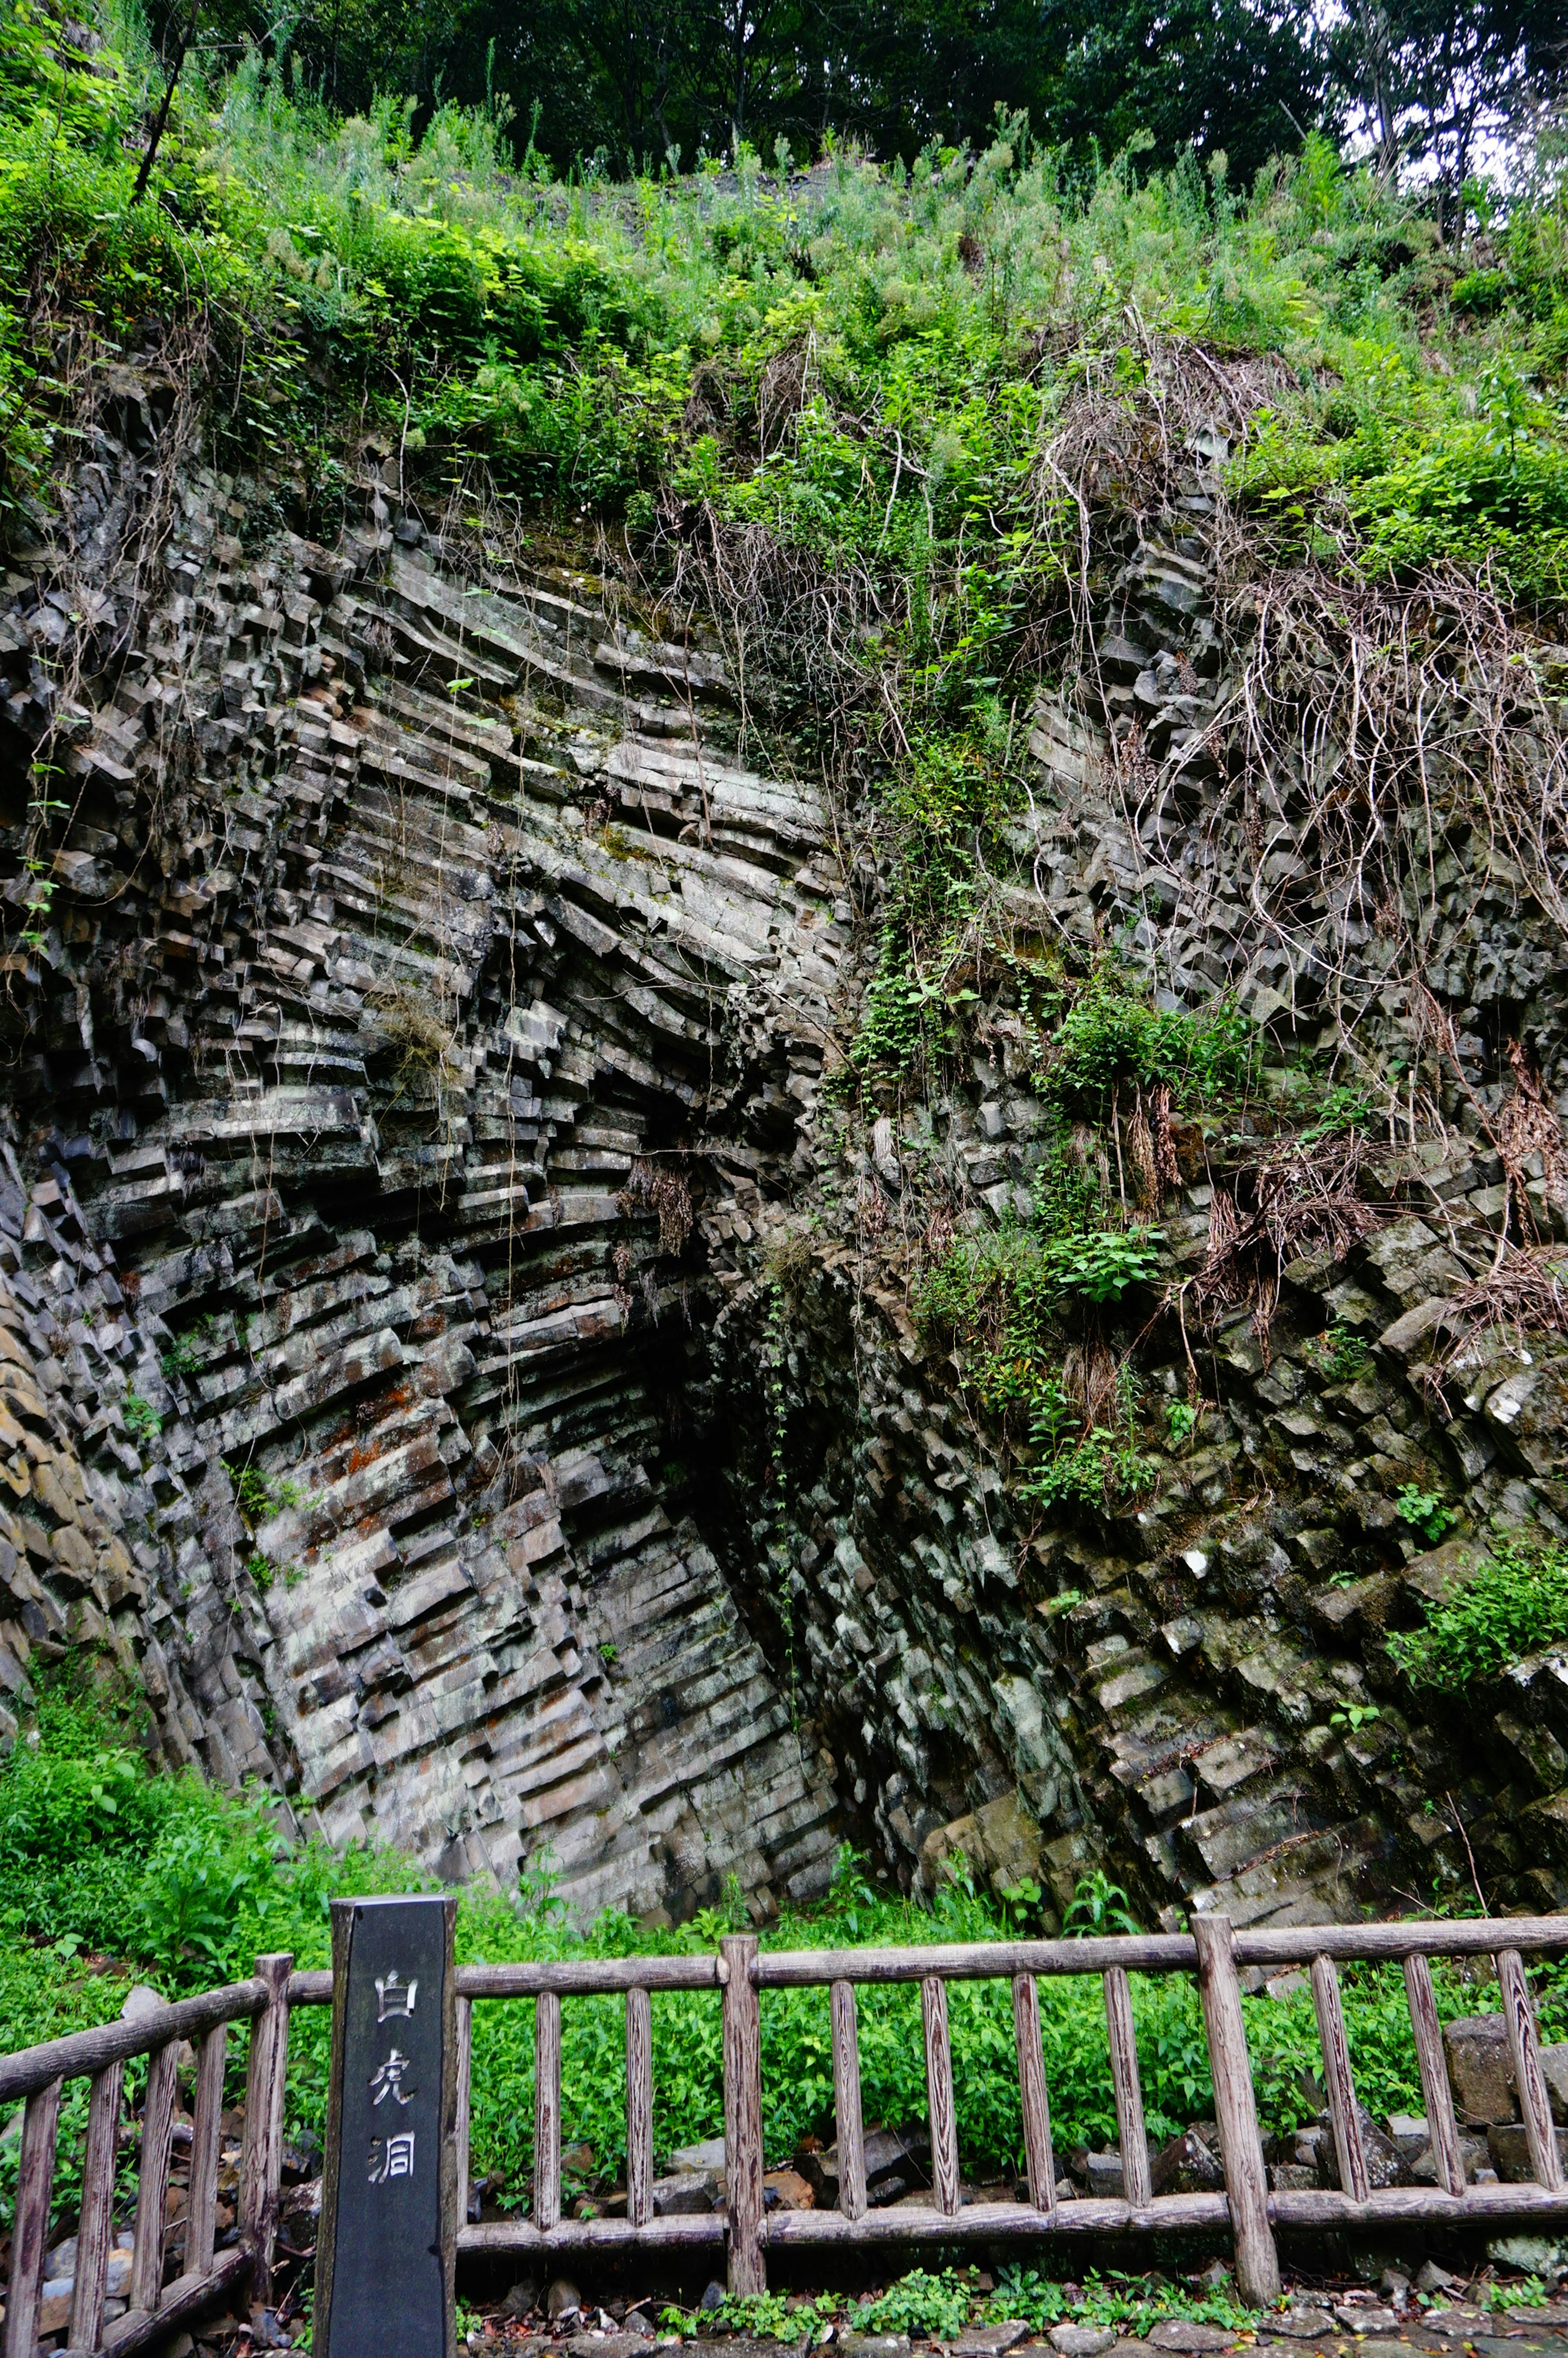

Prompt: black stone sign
[317,1894,457,2358]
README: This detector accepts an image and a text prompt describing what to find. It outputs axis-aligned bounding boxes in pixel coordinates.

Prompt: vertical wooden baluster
[720,1934,765,2295]
[3,2076,62,2358]
[1011,1973,1056,2217]
[1310,1955,1369,2203]
[922,1976,960,2219]
[534,1993,561,2233]
[454,1997,473,2230]
[1193,1914,1281,2307]
[1403,1953,1466,2198]
[186,2024,228,2279]
[1499,1948,1564,2191]
[240,1953,294,2316]
[70,2059,125,2353]
[831,1980,867,2223]
[1103,1967,1151,2207]
[626,1987,653,2231]
[129,2041,180,2316]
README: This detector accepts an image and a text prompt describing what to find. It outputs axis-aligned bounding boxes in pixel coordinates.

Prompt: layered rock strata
[5,365,1568,1937]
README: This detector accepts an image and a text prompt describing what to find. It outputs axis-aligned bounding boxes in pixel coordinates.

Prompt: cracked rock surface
[6,371,1568,1933]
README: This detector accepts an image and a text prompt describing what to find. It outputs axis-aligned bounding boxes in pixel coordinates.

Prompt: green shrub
[1039,972,1256,1117]
[1389,1538,1568,1688]
[1396,1483,1456,1546]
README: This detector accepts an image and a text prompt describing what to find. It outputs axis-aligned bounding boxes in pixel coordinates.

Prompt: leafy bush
[1389,1537,1568,1688]
[1039,973,1256,1117]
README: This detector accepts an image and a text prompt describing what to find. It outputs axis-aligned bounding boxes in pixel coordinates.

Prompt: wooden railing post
[69,2059,125,2351]
[240,1952,294,2314]
[922,1975,961,2218]
[1193,1914,1280,2307]
[129,2040,181,2316]
[1403,1953,1466,2198]
[3,2076,62,2358]
[534,1993,561,2232]
[1011,1973,1056,2217]
[720,1933,765,2294]
[626,1986,653,2230]
[1103,1968,1151,2207]
[830,1980,867,2222]
[1499,1948,1565,2191]
[1310,1955,1368,2202]
[454,1995,473,2229]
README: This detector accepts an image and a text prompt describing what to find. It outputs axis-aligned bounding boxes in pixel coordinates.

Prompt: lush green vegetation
[3,0,1566,1017]
[3,1692,1559,2241]
[1390,1535,1568,1688]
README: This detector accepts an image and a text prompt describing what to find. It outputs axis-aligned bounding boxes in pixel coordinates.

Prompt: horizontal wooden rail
[458,1955,725,1997]
[753,1915,1568,1988]
[1233,1915,1568,1967]
[754,1935,1196,1985]
[459,2214,726,2255]
[291,1955,727,2004]
[0,1978,265,2105]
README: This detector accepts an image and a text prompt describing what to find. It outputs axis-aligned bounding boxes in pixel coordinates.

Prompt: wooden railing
[7,1912,1568,2352]
[0,1957,292,2358]
[419,1914,1568,2307]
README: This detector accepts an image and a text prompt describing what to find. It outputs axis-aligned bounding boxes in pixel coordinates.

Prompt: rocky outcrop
[0,385,843,1918]
[5,358,1568,1934]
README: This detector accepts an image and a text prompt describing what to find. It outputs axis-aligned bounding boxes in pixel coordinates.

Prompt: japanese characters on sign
[318,1895,454,2358]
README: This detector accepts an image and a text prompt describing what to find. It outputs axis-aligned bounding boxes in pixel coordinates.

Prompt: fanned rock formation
[5,357,1568,1935]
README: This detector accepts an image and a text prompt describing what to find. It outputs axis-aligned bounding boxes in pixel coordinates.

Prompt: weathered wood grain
[534,1991,562,2234]
[1499,1947,1564,2191]
[460,1956,722,1997]
[752,1915,1568,1990]
[1193,1914,1280,2307]
[69,2060,125,2354]
[4,2076,62,2358]
[186,2025,227,2278]
[1011,1973,1056,2216]
[458,2214,727,2255]
[922,1975,960,2218]
[1270,2181,1568,2227]
[100,2251,252,2358]
[758,1937,1196,1986]
[767,2192,1233,2244]
[1310,1954,1368,2203]
[239,1951,294,2311]
[1102,1967,1149,2207]
[1403,1951,1466,2200]
[129,2040,181,2316]
[721,1932,765,2294]
[626,1986,653,2231]
[831,1979,867,2223]
[0,1981,264,2105]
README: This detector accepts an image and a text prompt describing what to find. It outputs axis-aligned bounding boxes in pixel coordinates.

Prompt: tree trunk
[131,0,199,203]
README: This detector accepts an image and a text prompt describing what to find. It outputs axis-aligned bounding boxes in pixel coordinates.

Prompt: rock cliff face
[4,354,1568,1935]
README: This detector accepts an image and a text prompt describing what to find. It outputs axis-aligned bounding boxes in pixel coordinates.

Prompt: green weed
[1396,1483,1457,1545]
[121,1391,161,1444]
[1314,1322,1371,1382]
[851,2270,978,2340]
[1389,1536,1568,1688]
